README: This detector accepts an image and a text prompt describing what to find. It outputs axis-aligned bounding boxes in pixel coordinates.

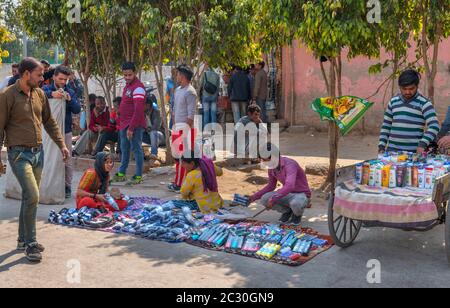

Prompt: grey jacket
[253,69,268,100]
[200,69,220,98]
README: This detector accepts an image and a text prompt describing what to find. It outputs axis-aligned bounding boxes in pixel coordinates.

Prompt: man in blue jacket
[228,66,251,123]
[43,65,81,198]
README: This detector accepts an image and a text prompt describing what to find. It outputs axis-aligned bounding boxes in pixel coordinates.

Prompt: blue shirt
[43,82,81,134]
[166,78,175,108]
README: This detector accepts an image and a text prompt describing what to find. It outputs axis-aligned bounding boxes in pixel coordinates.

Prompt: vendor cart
[328,163,450,263]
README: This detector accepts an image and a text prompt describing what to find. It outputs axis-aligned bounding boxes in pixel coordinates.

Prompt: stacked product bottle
[355,152,450,190]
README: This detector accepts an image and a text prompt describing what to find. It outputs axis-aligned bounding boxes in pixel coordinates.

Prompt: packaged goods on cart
[355,152,450,190]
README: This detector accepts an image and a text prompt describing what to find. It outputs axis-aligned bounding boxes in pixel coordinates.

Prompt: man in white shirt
[0,63,19,90]
[168,65,198,192]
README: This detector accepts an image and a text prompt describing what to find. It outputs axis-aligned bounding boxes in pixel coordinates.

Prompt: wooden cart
[328,163,450,263]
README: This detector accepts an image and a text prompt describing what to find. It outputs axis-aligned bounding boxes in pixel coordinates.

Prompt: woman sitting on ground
[180,154,224,213]
[76,152,128,212]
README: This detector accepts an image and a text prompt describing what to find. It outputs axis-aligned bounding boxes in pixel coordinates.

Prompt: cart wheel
[445,206,450,264]
[328,194,362,248]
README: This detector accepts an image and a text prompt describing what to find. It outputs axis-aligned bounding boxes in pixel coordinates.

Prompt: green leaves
[140,0,259,71]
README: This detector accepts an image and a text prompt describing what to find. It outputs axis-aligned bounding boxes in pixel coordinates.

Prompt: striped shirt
[379,92,440,152]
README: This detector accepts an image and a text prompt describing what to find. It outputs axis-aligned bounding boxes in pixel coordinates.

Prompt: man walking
[112,62,146,185]
[0,57,69,262]
[43,65,81,198]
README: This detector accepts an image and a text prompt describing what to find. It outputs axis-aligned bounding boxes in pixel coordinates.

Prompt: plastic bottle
[418,166,426,189]
[369,164,376,186]
[375,165,383,187]
[396,164,406,188]
[382,165,391,187]
[105,193,120,211]
[389,165,397,188]
[412,164,419,187]
[405,163,413,187]
[362,163,370,185]
[425,166,434,189]
[355,164,363,184]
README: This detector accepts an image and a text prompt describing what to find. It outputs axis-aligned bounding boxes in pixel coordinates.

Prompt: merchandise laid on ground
[334,152,450,229]
[186,221,333,266]
[48,198,202,243]
[48,197,333,266]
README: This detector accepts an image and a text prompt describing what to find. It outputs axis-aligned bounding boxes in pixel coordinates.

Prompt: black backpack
[203,72,218,95]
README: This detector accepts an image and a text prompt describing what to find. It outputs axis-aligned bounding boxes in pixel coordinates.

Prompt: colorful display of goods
[191,222,329,261]
[49,197,333,266]
[355,152,450,190]
[48,198,204,242]
[311,96,374,135]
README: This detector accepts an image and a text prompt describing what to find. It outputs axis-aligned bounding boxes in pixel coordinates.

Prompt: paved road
[1,172,450,288]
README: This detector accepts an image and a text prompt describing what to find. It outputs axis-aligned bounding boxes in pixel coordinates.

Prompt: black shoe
[65,186,72,199]
[26,243,43,262]
[290,215,302,226]
[279,210,293,224]
[18,241,45,252]
[167,183,181,193]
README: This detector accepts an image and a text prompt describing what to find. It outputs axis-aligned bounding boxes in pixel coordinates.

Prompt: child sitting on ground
[180,154,224,213]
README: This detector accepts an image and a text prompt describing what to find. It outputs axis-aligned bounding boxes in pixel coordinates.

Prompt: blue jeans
[8,147,44,245]
[231,101,248,124]
[119,127,144,177]
[202,96,218,128]
[143,130,165,155]
[256,98,268,123]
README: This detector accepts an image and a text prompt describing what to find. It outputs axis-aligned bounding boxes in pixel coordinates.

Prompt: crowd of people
[0,57,304,262]
[3,53,450,266]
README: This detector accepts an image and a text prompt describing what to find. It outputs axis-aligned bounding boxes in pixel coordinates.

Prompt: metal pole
[22,33,28,58]
[54,45,59,64]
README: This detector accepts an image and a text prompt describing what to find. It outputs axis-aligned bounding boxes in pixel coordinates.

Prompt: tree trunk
[289,44,296,126]
[336,53,342,97]
[428,23,442,103]
[391,53,399,98]
[154,64,174,164]
[320,57,339,193]
[79,76,90,127]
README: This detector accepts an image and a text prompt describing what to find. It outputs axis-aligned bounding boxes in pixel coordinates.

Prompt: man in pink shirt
[250,145,311,226]
[112,62,146,185]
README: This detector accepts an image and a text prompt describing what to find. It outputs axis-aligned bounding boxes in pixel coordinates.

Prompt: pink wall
[282,39,450,133]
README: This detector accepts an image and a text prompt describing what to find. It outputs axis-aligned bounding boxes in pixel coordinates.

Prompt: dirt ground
[217,131,378,205]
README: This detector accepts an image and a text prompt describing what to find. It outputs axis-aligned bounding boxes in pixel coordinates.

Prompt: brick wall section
[281,39,450,133]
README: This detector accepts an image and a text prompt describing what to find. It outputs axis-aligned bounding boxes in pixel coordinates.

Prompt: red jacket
[119,78,146,132]
[89,107,116,133]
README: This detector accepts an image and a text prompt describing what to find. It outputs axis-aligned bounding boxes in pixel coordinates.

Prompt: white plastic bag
[4,98,66,205]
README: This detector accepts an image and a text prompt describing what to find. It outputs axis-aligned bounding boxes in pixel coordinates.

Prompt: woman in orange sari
[76,152,128,211]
